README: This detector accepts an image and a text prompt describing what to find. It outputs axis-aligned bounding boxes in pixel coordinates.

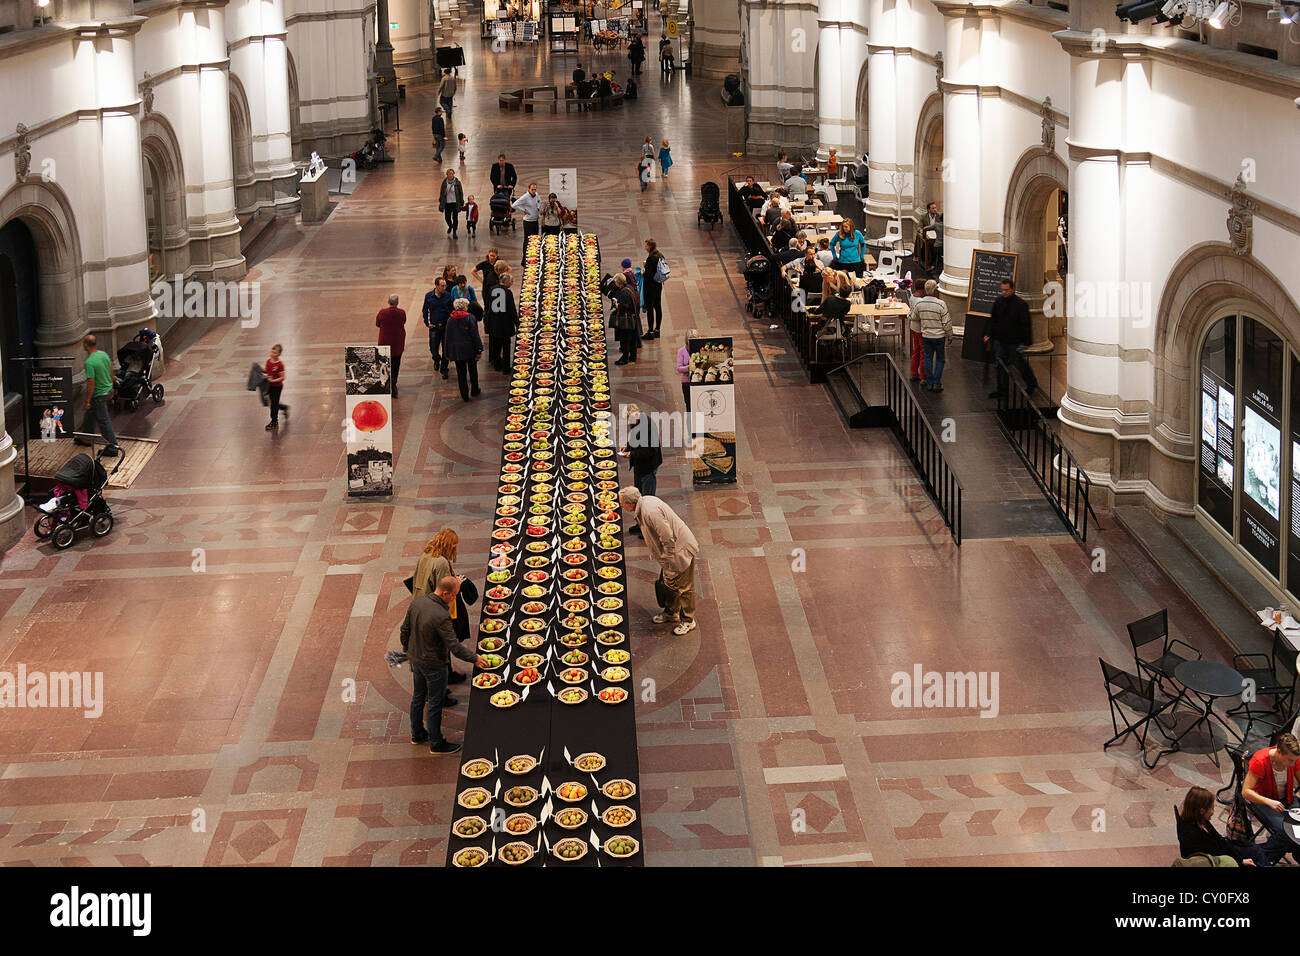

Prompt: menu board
[687,336,737,484]
[1240,318,1282,574]
[965,249,1019,317]
[345,346,393,497]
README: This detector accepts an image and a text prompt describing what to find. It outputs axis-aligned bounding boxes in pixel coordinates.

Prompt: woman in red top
[264,344,288,430]
[1242,732,1300,864]
[375,293,406,397]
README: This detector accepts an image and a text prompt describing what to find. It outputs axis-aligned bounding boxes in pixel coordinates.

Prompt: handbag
[403,575,415,594]
[654,256,670,283]
[459,577,479,606]
[650,572,670,608]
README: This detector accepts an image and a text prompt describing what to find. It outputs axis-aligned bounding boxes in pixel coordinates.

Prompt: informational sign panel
[29,366,73,442]
[687,336,736,484]
[549,167,578,214]
[345,345,393,497]
[1240,318,1282,575]
[666,17,678,36]
[965,249,1019,317]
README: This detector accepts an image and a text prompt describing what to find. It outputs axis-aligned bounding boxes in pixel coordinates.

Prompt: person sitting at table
[793,246,825,297]
[816,237,835,269]
[830,217,868,277]
[1176,785,1267,866]
[739,176,767,209]
[826,148,839,177]
[794,229,811,253]
[817,271,851,325]
[776,151,793,181]
[1242,733,1300,864]
[918,201,942,274]
[776,237,803,266]
[784,167,809,199]
[771,209,798,250]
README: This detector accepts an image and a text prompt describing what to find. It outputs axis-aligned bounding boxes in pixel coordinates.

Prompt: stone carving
[1041,97,1055,153]
[935,51,944,95]
[1226,171,1254,257]
[141,73,154,114]
[14,124,30,183]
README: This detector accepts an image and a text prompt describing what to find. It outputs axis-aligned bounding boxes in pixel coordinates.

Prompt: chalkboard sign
[966,249,1019,317]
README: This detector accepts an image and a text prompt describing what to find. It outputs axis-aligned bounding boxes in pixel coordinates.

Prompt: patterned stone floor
[0,12,1236,866]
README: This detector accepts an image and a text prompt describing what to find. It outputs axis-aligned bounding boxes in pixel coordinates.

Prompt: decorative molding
[1227,172,1255,257]
[13,124,30,184]
[1040,96,1054,152]
[934,51,944,95]
[140,73,154,115]
[933,0,1069,32]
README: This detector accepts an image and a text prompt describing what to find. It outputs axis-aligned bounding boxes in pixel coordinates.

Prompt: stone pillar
[375,0,398,106]
[228,0,301,215]
[816,0,867,157]
[691,0,741,80]
[389,0,432,81]
[287,0,376,158]
[741,0,818,156]
[0,387,23,552]
[864,42,899,231]
[935,8,983,305]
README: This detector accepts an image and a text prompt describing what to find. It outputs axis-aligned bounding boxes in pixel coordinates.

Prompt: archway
[853,59,869,160]
[229,76,257,218]
[0,220,39,407]
[286,50,305,163]
[139,113,190,282]
[1003,147,1068,351]
[913,93,943,225]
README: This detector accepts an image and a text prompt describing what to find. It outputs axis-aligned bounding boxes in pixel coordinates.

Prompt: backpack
[654,256,670,284]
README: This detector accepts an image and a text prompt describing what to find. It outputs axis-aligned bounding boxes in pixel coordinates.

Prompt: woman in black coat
[1175,786,1267,866]
[642,238,665,340]
[628,35,646,75]
[483,274,519,373]
[610,274,640,365]
[443,298,483,401]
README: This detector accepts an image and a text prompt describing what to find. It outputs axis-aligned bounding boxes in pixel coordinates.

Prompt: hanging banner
[688,336,737,484]
[28,366,74,442]
[345,345,393,497]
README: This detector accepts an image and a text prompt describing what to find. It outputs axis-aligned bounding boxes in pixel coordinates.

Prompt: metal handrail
[993,356,1099,542]
[826,351,963,545]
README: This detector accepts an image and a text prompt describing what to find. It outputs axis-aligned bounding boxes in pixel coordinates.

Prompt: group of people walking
[637,136,673,191]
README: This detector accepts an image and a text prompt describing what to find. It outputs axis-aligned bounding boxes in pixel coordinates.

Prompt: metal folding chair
[1127,609,1200,692]
[1100,658,1176,768]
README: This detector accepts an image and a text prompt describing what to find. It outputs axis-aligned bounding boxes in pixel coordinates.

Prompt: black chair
[1101,658,1176,768]
[1127,609,1201,690]
[1230,629,1298,724]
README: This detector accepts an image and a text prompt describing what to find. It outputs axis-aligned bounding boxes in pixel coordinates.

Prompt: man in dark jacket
[444,297,483,401]
[484,273,518,372]
[438,169,464,238]
[375,293,406,397]
[489,154,517,196]
[983,278,1039,397]
[422,276,454,378]
[400,575,487,754]
[431,107,446,163]
[621,405,663,537]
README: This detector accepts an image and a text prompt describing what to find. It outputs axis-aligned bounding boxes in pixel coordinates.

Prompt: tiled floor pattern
[0,10,1235,866]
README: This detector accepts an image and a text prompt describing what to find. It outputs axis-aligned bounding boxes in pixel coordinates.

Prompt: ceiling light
[1208,0,1231,27]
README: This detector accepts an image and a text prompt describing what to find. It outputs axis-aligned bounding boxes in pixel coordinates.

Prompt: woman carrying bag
[408,529,477,689]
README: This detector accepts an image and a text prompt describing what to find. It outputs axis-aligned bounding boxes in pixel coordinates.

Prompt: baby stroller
[32,445,121,549]
[112,328,164,411]
[488,188,515,235]
[697,182,723,230]
[743,254,775,319]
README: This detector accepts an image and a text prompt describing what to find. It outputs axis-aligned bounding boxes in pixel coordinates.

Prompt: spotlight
[1116,0,1163,20]
[1208,0,1231,26]
[1160,0,1186,16]
[1283,2,1299,22]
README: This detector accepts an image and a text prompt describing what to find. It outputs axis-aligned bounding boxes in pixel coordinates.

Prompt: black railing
[994,357,1099,542]
[827,352,963,545]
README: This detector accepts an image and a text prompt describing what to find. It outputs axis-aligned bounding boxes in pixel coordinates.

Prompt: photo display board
[1289,354,1300,591]
[687,336,737,484]
[1198,319,1236,533]
[345,345,393,497]
[1240,318,1283,575]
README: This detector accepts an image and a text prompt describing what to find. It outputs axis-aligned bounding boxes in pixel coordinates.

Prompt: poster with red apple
[345,346,393,497]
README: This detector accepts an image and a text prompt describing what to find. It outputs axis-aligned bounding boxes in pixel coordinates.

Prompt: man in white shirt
[511,183,542,264]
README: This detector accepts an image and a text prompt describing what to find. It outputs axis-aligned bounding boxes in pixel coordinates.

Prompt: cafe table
[795,211,842,227]
[1257,607,1300,652]
[847,301,910,358]
[1148,660,1245,769]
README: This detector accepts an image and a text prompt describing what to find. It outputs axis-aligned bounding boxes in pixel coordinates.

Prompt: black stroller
[488,188,515,235]
[743,254,775,318]
[112,328,164,411]
[697,182,723,230]
[32,445,121,549]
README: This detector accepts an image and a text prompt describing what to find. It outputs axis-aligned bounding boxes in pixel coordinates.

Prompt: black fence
[994,357,1098,542]
[828,352,963,545]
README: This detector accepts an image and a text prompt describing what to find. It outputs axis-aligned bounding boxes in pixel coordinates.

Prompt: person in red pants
[908,310,924,383]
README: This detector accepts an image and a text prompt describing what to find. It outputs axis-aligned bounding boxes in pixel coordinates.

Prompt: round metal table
[1153,660,1246,761]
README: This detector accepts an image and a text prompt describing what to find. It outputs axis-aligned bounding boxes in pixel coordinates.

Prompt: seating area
[499,85,559,114]
[563,83,625,111]
[1102,606,1300,862]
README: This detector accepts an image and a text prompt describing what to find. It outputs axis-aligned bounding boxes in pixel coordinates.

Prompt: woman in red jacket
[1242,732,1300,864]
[375,293,406,397]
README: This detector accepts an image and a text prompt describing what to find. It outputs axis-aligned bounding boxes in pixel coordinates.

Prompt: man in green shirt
[76,333,120,457]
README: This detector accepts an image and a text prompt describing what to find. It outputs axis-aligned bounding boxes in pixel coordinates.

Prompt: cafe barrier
[993,356,1099,543]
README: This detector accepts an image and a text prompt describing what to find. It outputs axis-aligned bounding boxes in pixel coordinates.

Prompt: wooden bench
[498,90,523,111]
[523,97,557,114]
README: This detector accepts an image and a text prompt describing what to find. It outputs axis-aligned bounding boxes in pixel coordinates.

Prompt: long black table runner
[444,231,644,868]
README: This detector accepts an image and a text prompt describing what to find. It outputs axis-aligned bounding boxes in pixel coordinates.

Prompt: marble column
[375,0,398,106]
[691,0,741,80]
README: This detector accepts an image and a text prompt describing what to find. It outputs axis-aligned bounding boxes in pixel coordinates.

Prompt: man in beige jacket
[620,487,699,635]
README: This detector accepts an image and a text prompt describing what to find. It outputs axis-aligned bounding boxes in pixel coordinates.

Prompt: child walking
[465,195,479,237]
[264,344,289,430]
[638,155,653,192]
[457,132,468,162]
[658,139,673,180]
